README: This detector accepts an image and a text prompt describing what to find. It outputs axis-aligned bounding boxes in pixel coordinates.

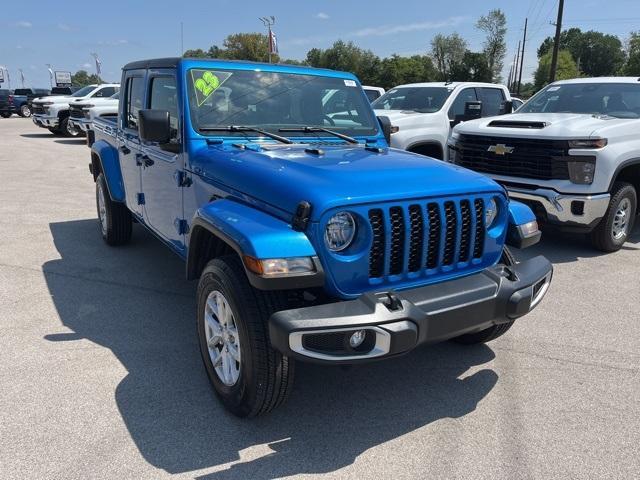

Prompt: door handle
[136,154,154,167]
[119,145,131,155]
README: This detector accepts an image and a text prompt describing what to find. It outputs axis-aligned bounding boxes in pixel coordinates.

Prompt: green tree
[537,29,625,76]
[71,70,102,87]
[476,9,507,81]
[305,40,381,85]
[624,31,640,75]
[430,33,468,80]
[450,52,493,82]
[534,50,579,90]
[184,33,276,62]
[375,55,436,88]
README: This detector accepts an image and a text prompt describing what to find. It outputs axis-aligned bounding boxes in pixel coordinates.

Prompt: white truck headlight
[485,198,499,228]
[568,159,596,184]
[325,212,356,252]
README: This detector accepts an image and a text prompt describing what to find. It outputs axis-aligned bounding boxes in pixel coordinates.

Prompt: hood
[33,95,72,104]
[374,109,440,125]
[455,112,638,139]
[191,142,501,219]
[70,97,117,107]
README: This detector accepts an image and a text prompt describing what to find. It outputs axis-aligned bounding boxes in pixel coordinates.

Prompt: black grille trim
[407,205,424,272]
[368,209,385,278]
[473,199,485,258]
[459,200,472,262]
[389,207,405,275]
[426,203,441,269]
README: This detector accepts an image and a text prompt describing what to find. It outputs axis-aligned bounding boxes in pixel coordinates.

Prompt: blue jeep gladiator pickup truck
[89,57,553,417]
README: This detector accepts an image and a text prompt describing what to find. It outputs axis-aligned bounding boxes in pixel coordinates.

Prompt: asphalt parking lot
[0,116,639,479]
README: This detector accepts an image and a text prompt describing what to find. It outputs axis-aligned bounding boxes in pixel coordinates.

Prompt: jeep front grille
[367,198,486,279]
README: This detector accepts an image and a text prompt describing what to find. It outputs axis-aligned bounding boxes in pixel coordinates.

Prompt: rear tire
[453,246,517,345]
[48,127,63,135]
[197,255,295,417]
[96,173,132,246]
[590,182,637,252]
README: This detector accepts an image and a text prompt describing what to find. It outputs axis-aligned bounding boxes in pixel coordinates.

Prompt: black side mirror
[502,100,514,115]
[464,101,482,119]
[377,115,392,145]
[139,109,171,144]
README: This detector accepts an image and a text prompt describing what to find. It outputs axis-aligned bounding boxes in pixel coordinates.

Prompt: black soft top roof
[123,58,181,70]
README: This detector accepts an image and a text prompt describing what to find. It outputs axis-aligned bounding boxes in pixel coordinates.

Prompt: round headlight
[485,198,499,227]
[325,212,356,252]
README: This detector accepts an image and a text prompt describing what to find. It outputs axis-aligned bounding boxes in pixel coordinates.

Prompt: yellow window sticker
[190,69,232,107]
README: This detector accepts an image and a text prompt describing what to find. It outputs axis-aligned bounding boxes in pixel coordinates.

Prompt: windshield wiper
[199,125,293,144]
[279,126,358,144]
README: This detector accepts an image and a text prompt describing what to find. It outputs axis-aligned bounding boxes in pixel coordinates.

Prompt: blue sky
[1,0,639,88]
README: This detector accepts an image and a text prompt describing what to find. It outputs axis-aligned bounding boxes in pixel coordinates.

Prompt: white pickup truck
[68,92,119,146]
[449,77,640,252]
[372,81,512,160]
[31,83,119,137]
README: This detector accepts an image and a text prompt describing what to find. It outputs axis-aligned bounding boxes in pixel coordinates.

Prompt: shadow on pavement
[43,219,498,478]
[20,133,56,138]
[53,139,86,145]
[515,222,640,263]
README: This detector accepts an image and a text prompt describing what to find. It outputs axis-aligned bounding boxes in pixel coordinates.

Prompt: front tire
[453,246,517,345]
[19,105,31,117]
[60,116,79,137]
[96,173,132,246]
[197,255,295,417]
[590,182,637,252]
[48,127,63,135]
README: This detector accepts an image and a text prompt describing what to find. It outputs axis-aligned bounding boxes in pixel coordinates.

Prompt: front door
[119,72,146,217]
[140,70,185,251]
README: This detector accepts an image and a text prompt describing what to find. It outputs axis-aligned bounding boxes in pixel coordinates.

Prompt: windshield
[520,83,640,118]
[187,68,379,137]
[371,86,453,112]
[71,86,96,97]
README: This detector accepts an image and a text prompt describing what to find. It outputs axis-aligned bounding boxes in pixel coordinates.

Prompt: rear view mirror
[464,101,483,119]
[139,109,171,144]
[502,100,514,115]
[377,115,392,145]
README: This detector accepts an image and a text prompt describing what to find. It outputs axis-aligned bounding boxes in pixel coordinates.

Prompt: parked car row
[31,83,119,136]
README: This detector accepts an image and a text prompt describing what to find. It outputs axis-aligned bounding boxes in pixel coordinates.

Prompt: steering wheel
[323,115,336,126]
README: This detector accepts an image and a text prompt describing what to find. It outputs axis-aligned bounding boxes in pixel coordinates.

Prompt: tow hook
[380,292,403,312]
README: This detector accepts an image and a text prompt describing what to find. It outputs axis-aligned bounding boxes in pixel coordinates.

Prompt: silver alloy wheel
[97,182,107,236]
[66,119,78,136]
[612,198,631,240]
[204,290,241,386]
[20,105,31,117]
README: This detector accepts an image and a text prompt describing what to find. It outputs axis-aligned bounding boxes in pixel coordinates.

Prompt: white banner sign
[54,71,72,86]
[0,70,4,83]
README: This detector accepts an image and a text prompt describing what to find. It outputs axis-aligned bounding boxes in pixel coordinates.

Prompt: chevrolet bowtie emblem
[487,144,514,155]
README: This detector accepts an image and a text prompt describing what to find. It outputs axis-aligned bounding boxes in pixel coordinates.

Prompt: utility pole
[180,22,184,56]
[549,0,565,83]
[517,18,527,95]
[513,41,521,93]
[259,16,276,63]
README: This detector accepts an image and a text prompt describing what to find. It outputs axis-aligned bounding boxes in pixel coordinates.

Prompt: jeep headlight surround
[325,211,356,252]
[485,197,499,228]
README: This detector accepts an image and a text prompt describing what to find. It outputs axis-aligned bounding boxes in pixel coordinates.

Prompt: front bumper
[32,114,59,128]
[69,118,90,132]
[270,255,552,364]
[506,186,610,230]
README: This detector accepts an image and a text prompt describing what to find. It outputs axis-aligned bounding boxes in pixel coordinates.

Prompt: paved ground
[0,116,639,480]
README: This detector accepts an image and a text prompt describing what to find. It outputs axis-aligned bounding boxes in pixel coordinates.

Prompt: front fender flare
[91,140,125,202]
[506,200,541,249]
[188,199,324,290]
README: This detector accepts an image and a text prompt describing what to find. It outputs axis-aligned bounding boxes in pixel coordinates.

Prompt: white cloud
[58,23,71,31]
[351,16,467,37]
[15,21,32,28]
[82,63,92,69]
[316,12,329,20]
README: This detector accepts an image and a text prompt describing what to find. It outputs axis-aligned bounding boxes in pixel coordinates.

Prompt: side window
[124,77,145,130]
[478,88,506,117]
[149,76,179,140]
[448,88,477,120]
[93,86,117,98]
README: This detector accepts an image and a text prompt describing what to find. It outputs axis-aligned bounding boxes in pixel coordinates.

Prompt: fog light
[349,330,366,348]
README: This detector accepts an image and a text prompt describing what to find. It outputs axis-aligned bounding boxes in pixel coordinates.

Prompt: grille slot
[69,105,84,119]
[459,200,472,262]
[367,197,489,281]
[407,205,423,272]
[389,207,405,275]
[473,199,485,258]
[368,209,385,278]
[426,203,441,269]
